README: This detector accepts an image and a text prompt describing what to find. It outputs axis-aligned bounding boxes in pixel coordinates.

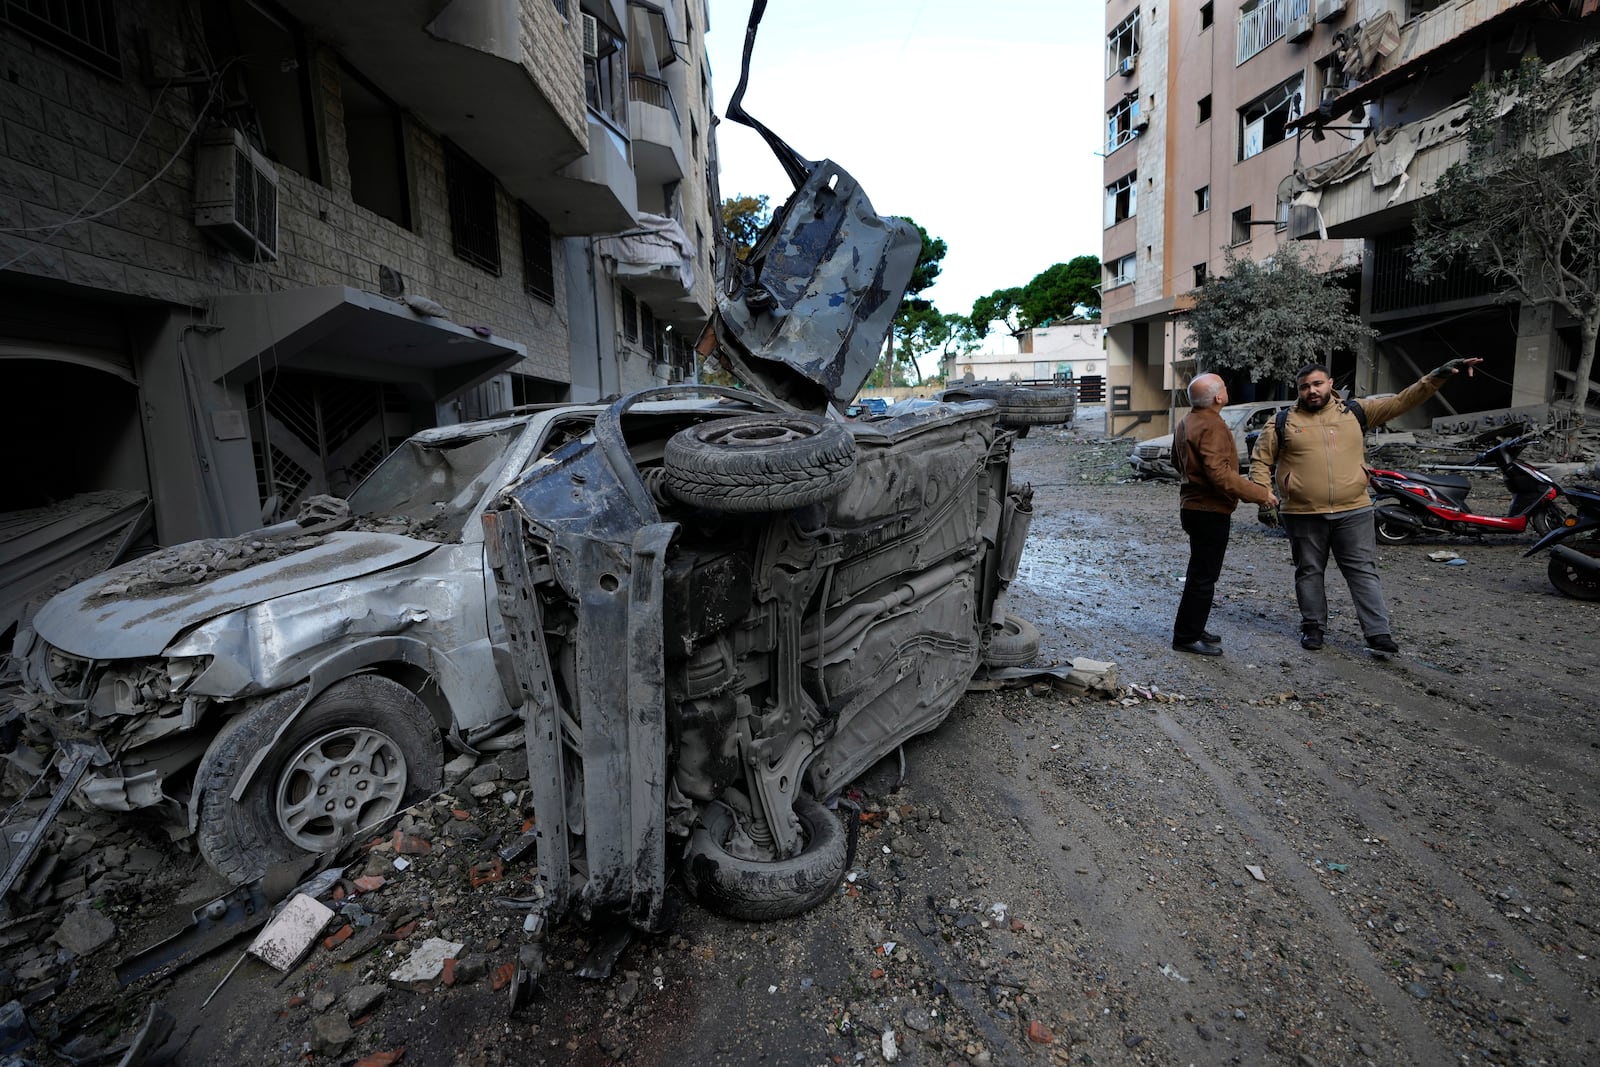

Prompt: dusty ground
[7,423,1599,1067]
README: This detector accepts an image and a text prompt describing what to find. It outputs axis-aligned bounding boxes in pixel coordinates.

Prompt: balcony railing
[629,74,679,127]
[1237,0,1310,64]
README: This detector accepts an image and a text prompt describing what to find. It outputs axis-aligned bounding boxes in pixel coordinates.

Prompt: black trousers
[1173,508,1231,644]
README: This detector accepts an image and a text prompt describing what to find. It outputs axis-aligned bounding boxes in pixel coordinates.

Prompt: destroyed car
[1128,399,1292,479]
[5,10,1058,908]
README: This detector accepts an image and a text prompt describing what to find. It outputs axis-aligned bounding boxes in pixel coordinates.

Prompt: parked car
[1128,399,1293,480]
[9,90,1062,907]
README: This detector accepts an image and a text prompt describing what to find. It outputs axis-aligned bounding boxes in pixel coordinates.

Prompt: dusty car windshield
[348,427,522,534]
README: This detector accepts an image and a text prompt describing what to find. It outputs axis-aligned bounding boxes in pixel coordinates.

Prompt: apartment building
[0,0,719,583]
[1293,0,1600,415]
[1100,0,1363,440]
[949,322,1107,388]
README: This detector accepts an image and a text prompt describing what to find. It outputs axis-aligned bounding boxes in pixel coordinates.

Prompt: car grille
[1136,444,1165,460]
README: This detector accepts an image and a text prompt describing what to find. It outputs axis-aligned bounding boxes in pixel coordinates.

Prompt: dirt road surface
[11,425,1598,1066]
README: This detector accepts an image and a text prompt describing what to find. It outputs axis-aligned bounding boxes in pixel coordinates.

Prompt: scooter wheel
[1548,546,1600,600]
[1374,515,1417,545]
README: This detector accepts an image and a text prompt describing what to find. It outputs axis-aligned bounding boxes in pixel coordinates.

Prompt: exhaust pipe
[1550,543,1600,575]
[1374,503,1425,529]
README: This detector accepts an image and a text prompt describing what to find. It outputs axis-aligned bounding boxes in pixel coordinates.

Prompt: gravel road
[16,426,1598,1067]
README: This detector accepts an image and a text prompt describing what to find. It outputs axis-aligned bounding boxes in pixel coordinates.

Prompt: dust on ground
[5,424,1598,1067]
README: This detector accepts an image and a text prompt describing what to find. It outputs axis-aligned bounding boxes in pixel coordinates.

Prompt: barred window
[519,203,554,302]
[4,0,121,78]
[621,288,638,342]
[445,141,500,274]
[641,304,657,356]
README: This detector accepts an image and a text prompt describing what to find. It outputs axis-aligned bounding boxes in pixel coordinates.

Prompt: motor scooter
[1368,430,1566,545]
[1524,472,1600,600]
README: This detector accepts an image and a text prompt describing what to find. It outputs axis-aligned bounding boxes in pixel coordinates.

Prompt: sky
[702,0,1106,345]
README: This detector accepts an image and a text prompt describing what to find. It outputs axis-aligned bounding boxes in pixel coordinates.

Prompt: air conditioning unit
[1120,54,1136,76]
[1287,12,1315,42]
[1315,0,1347,22]
[581,12,599,58]
[1320,86,1343,108]
[1132,111,1149,133]
[194,127,279,261]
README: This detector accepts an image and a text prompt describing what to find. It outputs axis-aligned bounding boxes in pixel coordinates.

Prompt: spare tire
[984,613,1042,667]
[664,413,856,513]
[682,796,848,921]
[945,385,1075,428]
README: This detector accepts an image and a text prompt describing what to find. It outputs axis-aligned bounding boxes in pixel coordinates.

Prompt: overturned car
[5,32,1058,918]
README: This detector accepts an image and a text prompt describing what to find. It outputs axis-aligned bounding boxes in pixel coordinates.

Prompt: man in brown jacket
[1249,358,1481,654]
[1171,373,1278,656]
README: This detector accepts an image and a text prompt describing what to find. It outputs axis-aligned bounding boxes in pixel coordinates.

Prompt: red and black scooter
[1368,430,1567,545]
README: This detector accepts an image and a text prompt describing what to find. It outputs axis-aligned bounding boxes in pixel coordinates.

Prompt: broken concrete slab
[52,906,115,957]
[387,938,463,984]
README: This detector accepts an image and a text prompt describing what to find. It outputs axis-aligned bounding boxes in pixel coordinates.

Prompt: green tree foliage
[1181,242,1373,386]
[720,194,771,261]
[875,219,949,387]
[969,256,1102,339]
[1412,54,1600,409]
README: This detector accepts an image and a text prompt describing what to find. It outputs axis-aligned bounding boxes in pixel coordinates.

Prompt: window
[1107,11,1139,78]
[1193,264,1208,287]
[1200,2,1213,30]
[1238,73,1303,160]
[1105,172,1136,227]
[1231,207,1254,245]
[1106,253,1137,289]
[520,204,555,301]
[202,0,319,180]
[1105,95,1142,154]
[621,289,639,342]
[1238,0,1310,65]
[445,142,500,274]
[1195,186,1210,213]
[1197,94,1212,124]
[584,15,627,128]
[3,0,120,76]
[641,304,657,355]
[339,64,409,229]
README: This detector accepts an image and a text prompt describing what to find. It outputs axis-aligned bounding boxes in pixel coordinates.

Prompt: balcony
[629,75,686,184]
[1238,0,1311,64]
[274,0,597,225]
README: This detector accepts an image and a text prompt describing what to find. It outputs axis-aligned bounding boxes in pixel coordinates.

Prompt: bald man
[1170,374,1278,656]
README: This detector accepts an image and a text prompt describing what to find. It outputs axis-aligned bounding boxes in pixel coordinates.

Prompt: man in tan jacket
[1171,374,1278,656]
[1249,358,1481,654]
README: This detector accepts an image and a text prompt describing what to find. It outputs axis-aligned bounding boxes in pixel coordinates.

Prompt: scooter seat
[1395,470,1471,492]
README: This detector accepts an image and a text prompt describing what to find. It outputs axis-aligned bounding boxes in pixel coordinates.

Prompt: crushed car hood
[31,531,438,660]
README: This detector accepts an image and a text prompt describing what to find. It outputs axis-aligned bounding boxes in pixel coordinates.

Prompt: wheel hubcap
[276,727,408,850]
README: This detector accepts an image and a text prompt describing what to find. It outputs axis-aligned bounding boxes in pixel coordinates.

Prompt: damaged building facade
[0,0,719,642]
[1098,0,1365,441]
[1289,0,1600,419]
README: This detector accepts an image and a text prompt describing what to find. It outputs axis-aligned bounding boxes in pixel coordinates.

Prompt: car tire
[195,676,443,884]
[681,795,848,921]
[945,385,1075,428]
[1547,543,1600,600]
[664,414,856,513]
[1374,515,1417,546]
[983,614,1041,667]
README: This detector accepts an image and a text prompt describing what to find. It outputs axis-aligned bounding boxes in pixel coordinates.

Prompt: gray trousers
[1282,507,1392,638]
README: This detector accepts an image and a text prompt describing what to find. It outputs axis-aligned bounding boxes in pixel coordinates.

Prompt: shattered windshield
[347,427,523,536]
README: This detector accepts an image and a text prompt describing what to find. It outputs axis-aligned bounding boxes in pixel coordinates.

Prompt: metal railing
[629,74,679,127]
[1237,0,1310,64]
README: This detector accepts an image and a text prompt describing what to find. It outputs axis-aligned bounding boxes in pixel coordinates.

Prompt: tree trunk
[1575,316,1600,412]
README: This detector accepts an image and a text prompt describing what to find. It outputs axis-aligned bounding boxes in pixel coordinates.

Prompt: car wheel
[1547,543,1600,600]
[681,795,848,921]
[195,676,443,884]
[664,413,856,513]
[948,385,1075,428]
[1374,516,1417,545]
[983,614,1041,668]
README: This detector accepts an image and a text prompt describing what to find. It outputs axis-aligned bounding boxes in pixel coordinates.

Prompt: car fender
[215,633,511,813]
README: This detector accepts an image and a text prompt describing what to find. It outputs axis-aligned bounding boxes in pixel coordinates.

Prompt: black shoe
[1173,639,1223,657]
[1365,634,1399,656]
[1300,628,1324,651]
[1200,630,1222,645]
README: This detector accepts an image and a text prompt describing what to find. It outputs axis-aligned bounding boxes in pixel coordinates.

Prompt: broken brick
[391,831,432,856]
[869,968,886,979]
[469,857,504,888]
[286,996,306,1009]
[441,958,458,987]
[451,809,470,821]
[1010,919,1025,933]
[1027,1020,1054,1045]
[353,1050,405,1067]
[322,924,354,950]
[383,920,419,942]
[490,961,517,991]
[353,875,387,893]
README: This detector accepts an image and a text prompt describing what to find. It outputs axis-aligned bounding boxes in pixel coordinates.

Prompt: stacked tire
[940,384,1075,430]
